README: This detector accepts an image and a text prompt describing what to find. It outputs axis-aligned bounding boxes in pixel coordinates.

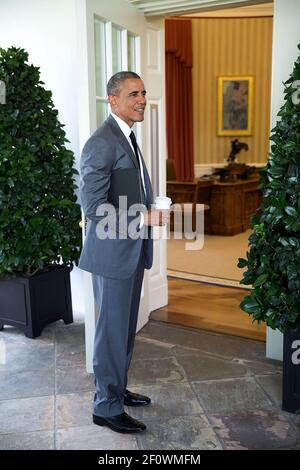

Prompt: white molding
[121,28,128,70]
[167,270,249,289]
[129,0,269,17]
[105,22,113,80]
[182,3,273,17]
[194,162,266,178]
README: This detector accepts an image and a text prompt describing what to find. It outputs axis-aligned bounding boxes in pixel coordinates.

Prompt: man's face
[108,78,146,127]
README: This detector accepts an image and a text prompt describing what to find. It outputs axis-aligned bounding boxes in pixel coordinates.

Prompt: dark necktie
[129,131,141,170]
[129,131,147,205]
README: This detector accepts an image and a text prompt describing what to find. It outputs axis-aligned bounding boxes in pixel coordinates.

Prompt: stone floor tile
[56,391,94,428]
[128,357,186,386]
[55,323,86,367]
[0,396,54,434]
[255,374,283,405]
[286,412,300,436]
[0,323,55,346]
[175,351,249,381]
[126,382,204,420]
[55,323,85,354]
[242,358,282,376]
[132,337,174,361]
[56,363,94,394]
[56,349,86,368]
[0,341,54,372]
[210,409,299,450]
[55,323,85,360]
[137,416,222,450]
[0,430,54,450]
[56,425,138,450]
[192,377,272,412]
[140,321,265,362]
[0,368,54,400]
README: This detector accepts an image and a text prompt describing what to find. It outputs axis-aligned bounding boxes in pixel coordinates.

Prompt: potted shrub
[0,47,81,338]
[238,45,300,413]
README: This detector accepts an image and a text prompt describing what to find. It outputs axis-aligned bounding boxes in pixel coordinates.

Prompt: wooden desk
[208,176,261,236]
[166,181,197,204]
[166,176,261,235]
[167,180,212,233]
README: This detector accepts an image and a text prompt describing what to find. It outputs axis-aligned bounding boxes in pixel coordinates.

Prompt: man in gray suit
[79,71,168,434]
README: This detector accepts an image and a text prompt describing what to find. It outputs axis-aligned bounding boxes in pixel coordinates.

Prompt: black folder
[108,168,145,208]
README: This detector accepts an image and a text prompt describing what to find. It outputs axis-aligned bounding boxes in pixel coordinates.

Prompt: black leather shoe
[124,389,151,407]
[93,412,146,434]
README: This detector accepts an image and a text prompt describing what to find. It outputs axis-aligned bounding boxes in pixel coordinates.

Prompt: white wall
[0,0,84,315]
[0,0,79,159]
[270,0,300,129]
[266,0,300,360]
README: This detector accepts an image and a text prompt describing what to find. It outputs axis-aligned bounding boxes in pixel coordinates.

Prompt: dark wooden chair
[166,159,197,203]
[166,159,196,232]
[166,159,213,233]
[166,159,177,181]
[194,180,213,233]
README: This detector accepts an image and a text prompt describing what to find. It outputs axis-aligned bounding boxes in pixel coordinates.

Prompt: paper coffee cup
[154,196,172,210]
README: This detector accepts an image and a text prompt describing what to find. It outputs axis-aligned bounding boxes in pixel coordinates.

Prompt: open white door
[77,0,167,372]
[142,18,168,319]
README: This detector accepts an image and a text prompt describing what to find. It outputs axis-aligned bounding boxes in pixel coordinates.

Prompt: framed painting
[217,76,253,136]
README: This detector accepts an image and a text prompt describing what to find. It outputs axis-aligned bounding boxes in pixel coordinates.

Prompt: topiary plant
[238,45,300,333]
[0,47,81,277]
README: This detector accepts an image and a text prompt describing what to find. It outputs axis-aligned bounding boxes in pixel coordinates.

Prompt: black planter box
[282,329,300,413]
[0,265,73,338]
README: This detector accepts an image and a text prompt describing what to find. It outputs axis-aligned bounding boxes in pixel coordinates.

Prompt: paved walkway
[0,317,299,450]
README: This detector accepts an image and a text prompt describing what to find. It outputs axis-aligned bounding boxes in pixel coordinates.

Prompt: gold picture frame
[217,76,253,136]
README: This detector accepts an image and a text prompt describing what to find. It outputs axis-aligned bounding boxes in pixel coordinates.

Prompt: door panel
[144,19,168,316]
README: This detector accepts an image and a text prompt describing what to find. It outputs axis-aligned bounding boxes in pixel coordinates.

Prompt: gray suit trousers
[92,247,145,417]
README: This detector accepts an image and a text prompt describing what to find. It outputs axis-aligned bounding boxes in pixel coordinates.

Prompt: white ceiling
[128,0,273,17]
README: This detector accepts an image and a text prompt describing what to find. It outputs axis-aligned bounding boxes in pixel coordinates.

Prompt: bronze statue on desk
[227,138,248,163]
[213,139,257,182]
[218,139,252,181]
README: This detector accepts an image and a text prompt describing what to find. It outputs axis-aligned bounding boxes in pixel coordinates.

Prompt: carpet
[167,230,251,284]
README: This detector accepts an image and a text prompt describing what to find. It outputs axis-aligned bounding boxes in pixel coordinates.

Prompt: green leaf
[253,274,269,287]
[288,237,298,247]
[240,296,260,314]
[29,217,43,228]
[278,237,290,247]
[285,206,298,218]
[268,296,281,307]
[237,258,248,268]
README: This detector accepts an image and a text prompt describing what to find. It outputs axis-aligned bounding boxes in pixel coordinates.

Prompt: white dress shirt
[110,112,147,226]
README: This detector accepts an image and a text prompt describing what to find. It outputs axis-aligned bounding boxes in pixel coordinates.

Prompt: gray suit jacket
[79,115,153,279]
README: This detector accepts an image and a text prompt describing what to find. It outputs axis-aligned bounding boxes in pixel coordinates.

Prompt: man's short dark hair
[107,71,141,96]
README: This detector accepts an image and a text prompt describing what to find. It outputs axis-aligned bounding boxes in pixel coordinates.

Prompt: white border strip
[167,269,251,290]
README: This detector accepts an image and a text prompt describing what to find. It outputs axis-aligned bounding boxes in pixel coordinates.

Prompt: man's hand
[143,209,170,227]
